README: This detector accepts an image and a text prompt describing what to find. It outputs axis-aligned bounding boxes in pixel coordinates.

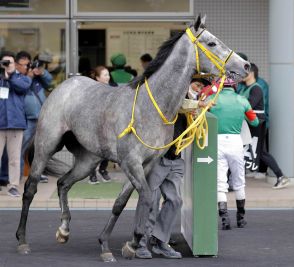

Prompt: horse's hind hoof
[56,227,69,243]
[100,252,117,262]
[122,241,135,260]
[17,244,31,255]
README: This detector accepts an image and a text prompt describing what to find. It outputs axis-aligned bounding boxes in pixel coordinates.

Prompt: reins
[118,27,232,154]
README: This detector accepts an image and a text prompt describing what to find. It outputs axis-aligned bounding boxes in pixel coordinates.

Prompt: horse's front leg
[99,181,134,262]
[56,152,99,244]
[120,159,152,259]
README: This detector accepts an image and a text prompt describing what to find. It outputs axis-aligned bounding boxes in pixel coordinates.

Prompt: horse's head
[188,15,250,81]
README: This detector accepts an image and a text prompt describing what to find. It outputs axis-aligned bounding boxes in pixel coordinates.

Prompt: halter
[186,27,233,76]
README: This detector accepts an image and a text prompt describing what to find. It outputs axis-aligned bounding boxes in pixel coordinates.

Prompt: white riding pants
[217,134,245,202]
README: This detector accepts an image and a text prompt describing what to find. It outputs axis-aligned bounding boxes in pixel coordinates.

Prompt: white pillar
[269,0,294,177]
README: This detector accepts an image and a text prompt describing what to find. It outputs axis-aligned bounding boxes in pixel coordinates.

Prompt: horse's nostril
[244,63,251,72]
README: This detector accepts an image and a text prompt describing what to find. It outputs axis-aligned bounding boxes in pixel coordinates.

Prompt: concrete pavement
[1,210,294,267]
[0,169,293,209]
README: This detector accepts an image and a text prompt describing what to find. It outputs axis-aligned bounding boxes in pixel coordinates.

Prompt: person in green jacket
[110,53,133,84]
[209,78,259,230]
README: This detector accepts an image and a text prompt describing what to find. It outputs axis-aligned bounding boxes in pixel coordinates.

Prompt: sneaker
[7,187,21,197]
[40,174,49,183]
[272,176,290,189]
[254,172,266,179]
[88,175,100,185]
[99,170,111,182]
[151,239,182,259]
[135,246,152,259]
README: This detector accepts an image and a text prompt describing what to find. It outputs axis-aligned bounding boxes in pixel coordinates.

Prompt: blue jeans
[21,119,37,177]
[0,146,9,183]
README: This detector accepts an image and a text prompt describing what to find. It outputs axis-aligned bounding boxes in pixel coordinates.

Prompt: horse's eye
[208,42,216,47]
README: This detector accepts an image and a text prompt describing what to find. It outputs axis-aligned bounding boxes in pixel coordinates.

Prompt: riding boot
[218,202,231,230]
[236,199,247,228]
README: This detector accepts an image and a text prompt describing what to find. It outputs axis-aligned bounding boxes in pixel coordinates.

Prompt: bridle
[186,27,233,77]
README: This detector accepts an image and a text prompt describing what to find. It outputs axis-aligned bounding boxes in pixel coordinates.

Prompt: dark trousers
[90,159,109,177]
[259,128,269,173]
[250,122,283,178]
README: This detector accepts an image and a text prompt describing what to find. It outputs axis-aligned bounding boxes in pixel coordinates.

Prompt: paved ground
[1,169,294,267]
[0,210,294,267]
[0,169,294,209]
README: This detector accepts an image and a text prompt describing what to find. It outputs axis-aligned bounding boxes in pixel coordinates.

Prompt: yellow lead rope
[118,27,230,154]
[118,75,226,154]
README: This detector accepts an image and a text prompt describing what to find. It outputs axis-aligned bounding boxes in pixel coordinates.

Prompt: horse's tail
[25,136,71,177]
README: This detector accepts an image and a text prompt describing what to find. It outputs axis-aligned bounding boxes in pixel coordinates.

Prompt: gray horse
[16,15,250,261]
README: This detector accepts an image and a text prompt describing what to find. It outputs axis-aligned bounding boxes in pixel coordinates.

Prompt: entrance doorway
[78,29,105,76]
[77,21,187,76]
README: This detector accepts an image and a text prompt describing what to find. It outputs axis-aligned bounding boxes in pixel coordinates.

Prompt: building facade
[0,0,292,177]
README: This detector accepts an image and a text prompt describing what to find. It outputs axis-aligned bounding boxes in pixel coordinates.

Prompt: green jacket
[110,69,133,84]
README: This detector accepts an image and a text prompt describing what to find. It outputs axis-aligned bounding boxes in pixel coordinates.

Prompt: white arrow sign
[197,156,213,164]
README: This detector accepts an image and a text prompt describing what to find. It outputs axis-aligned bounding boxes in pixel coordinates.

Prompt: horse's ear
[194,14,207,32]
[194,14,201,31]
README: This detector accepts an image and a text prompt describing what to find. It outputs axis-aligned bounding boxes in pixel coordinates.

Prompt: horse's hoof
[100,252,117,262]
[17,244,31,255]
[122,241,135,260]
[56,227,69,244]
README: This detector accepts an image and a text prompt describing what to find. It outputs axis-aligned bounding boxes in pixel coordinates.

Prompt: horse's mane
[129,30,185,89]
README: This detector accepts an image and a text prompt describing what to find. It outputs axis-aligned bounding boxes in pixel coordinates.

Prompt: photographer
[0,51,31,197]
[16,51,53,183]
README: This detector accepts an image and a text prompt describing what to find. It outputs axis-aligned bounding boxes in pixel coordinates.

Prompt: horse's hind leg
[16,153,50,254]
[56,149,99,244]
[99,181,134,262]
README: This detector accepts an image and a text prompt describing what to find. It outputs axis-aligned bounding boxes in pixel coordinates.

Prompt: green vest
[238,82,259,99]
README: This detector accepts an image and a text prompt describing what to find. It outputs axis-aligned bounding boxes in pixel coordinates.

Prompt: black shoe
[218,202,231,230]
[221,217,231,230]
[151,240,182,259]
[237,217,247,228]
[135,246,152,259]
[169,238,177,246]
[99,170,111,182]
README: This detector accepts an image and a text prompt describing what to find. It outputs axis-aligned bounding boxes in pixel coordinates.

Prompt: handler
[135,80,210,259]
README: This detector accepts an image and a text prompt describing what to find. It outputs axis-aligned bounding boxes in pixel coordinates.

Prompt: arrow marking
[197,156,213,164]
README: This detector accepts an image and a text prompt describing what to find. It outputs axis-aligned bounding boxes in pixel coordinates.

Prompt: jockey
[209,77,259,230]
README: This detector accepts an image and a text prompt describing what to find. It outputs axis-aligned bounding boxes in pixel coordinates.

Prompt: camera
[0,60,10,67]
[31,52,52,69]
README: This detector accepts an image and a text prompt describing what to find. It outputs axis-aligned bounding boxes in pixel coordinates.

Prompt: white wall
[269,0,294,177]
[194,0,269,81]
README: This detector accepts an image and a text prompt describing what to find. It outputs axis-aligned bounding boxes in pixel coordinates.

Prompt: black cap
[191,77,211,87]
